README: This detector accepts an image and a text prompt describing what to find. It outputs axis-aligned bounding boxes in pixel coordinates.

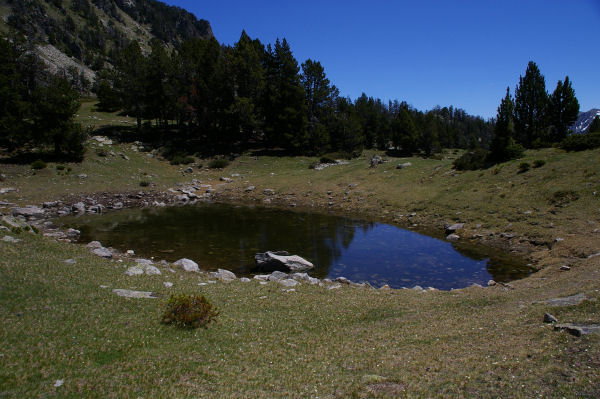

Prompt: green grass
[0,232,598,398]
[0,103,599,397]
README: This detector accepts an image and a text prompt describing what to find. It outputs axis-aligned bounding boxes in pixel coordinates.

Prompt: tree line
[95,32,493,157]
[457,61,582,169]
[0,36,86,161]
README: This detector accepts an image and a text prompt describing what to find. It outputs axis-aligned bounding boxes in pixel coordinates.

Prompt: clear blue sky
[163,0,599,119]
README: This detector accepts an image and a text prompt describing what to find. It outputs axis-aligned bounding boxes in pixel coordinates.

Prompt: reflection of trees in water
[67,204,372,276]
[449,241,532,282]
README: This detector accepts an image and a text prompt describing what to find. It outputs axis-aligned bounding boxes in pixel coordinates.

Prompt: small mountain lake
[59,203,534,290]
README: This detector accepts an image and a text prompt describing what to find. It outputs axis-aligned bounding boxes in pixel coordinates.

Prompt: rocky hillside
[572,109,600,133]
[0,0,212,88]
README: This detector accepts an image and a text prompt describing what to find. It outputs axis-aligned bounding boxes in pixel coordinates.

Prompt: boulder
[92,247,112,258]
[263,188,275,196]
[219,177,232,183]
[2,235,20,243]
[144,265,162,275]
[245,186,255,192]
[446,234,460,241]
[12,206,45,219]
[87,240,103,249]
[267,271,289,281]
[1,215,29,229]
[445,223,464,234]
[173,258,199,272]
[255,251,314,272]
[554,323,600,337]
[211,268,236,281]
[112,289,156,299]
[396,162,412,169]
[279,279,299,287]
[72,202,86,214]
[125,266,144,276]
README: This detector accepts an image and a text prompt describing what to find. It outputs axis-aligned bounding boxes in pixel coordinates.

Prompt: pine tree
[589,115,600,133]
[390,106,418,155]
[301,59,337,153]
[263,38,307,152]
[514,61,549,147]
[489,87,522,163]
[116,41,147,129]
[549,76,579,142]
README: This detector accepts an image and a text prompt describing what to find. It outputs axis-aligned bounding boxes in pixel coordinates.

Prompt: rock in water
[255,251,314,272]
[173,258,199,272]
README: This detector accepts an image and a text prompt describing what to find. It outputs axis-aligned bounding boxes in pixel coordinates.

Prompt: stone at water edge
[12,206,45,219]
[267,271,289,281]
[255,251,314,272]
[173,258,199,272]
[446,234,460,241]
[211,269,237,281]
[445,223,465,234]
[87,241,103,249]
[72,202,86,214]
[279,279,299,287]
[92,247,112,258]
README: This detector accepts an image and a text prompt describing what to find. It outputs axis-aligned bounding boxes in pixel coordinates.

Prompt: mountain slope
[0,0,212,88]
[572,108,600,133]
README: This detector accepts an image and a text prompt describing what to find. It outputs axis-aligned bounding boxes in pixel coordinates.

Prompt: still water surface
[60,203,534,290]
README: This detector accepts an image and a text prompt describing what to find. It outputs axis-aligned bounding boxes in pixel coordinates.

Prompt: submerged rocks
[255,251,314,272]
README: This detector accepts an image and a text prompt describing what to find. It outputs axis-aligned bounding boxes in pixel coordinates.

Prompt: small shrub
[139,180,150,187]
[31,159,47,170]
[161,294,218,329]
[96,148,108,157]
[56,164,65,171]
[561,132,600,151]
[169,155,195,165]
[533,160,546,168]
[491,167,501,175]
[453,148,490,170]
[550,190,579,206]
[208,158,229,169]
[67,167,72,172]
[517,162,530,173]
[308,162,318,169]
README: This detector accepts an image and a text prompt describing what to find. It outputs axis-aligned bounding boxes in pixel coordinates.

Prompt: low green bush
[169,155,195,165]
[561,132,600,151]
[139,180,150,187]
[208,158,229,169]
[532,159,546,168]
[31,159,47,170]
[56,165,65,171]
[517,162,530,173]
[453,148,490,170]
[550,190,579,206]
[161,294,219,329]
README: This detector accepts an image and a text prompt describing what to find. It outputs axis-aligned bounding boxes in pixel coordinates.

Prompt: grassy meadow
[0,102,599,397]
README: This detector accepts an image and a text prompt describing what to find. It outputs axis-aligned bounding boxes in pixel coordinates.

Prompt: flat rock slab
[112,289,157,299]
[544,293,588,307]
[554,323,600,337]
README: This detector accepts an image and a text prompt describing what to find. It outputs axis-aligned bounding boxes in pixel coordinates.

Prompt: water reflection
[60,203,533,290]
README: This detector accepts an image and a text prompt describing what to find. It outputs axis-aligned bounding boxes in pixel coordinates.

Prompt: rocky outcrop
[255,251,314,272]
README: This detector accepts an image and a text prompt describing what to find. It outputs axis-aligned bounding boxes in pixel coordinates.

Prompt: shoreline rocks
[255,251,314,272]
